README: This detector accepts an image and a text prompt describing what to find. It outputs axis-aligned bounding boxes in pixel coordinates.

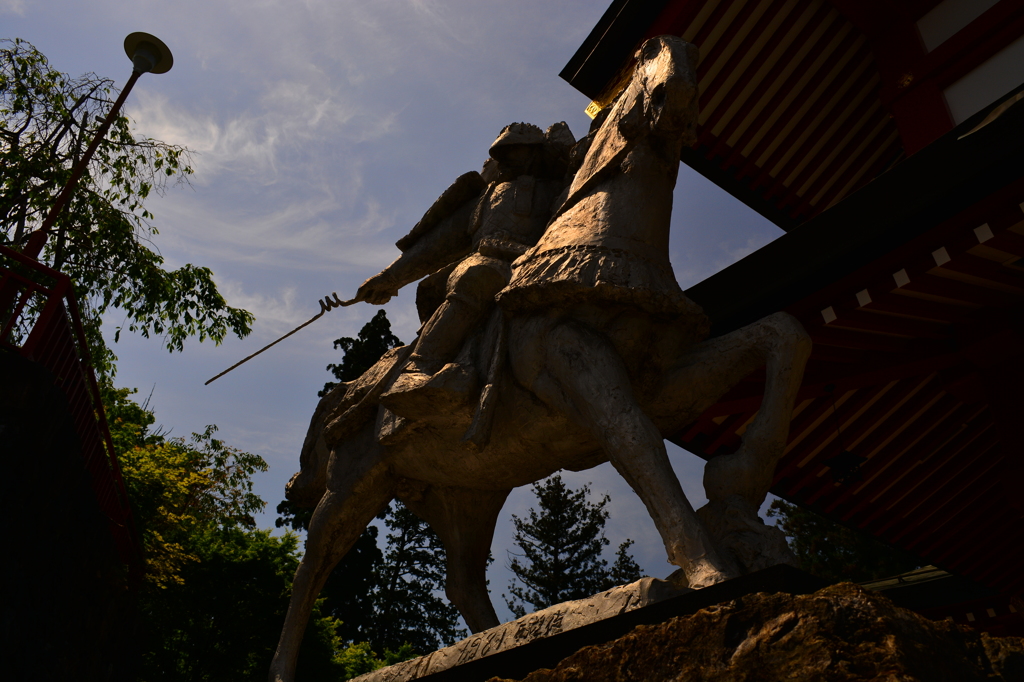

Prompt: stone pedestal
[354,565,822,682]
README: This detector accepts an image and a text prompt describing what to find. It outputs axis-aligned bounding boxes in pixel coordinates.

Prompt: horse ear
[686,42,700,71]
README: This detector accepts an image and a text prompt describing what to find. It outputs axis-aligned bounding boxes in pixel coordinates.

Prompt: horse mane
[550,72,646,223]
[551,36,699,226]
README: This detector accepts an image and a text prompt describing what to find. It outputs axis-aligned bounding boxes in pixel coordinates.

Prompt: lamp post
[20,32,174,261]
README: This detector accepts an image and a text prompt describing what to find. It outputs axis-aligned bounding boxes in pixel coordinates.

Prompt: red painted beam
[867,419,996,534]
[781,377,935,497]
[692,0,743,52]
[809,325,915,353]
[729,13,849,176]
[820,393,962,514]
[854,289,976,324]
[701,0,814,153]
[801,384,948,506]
[893,444,1003,545]
[644,0,705,40]
[704,410,750,455]
[811,133,904,217]
[761,45,877,201]
[777,387,885,478]
[699,0,800,109]
[836,401,986,524]
[763,63,880,203]
[919,491,1013,567]
[786,106,892,214]
[819,308,952,339]
[897,272,1023,308]
[747,28,865,192]
[696,0,762,86]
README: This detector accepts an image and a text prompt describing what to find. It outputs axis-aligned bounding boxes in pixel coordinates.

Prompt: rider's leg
[528,317,736,587]
[383,256,510,418]
[403,486,510,633]
[405,254,510,376]
[270,428,395,682]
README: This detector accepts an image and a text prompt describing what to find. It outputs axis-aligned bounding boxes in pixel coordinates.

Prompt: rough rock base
[487,583,1024,682]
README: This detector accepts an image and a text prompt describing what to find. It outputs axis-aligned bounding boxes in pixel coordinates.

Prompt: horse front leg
[525,318,737,588]
[701,312,811,508]
[659,311,811,573]
[270,434,395,682]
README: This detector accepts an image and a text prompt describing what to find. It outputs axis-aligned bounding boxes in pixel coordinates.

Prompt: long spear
[204,293,357,385]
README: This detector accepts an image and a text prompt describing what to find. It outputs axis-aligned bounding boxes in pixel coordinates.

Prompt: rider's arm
[353,199,476,304]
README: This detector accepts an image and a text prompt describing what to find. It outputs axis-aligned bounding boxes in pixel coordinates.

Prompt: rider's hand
[355,273,399,305]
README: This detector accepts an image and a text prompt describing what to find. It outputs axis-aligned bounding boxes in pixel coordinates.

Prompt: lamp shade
[124,32,173,74]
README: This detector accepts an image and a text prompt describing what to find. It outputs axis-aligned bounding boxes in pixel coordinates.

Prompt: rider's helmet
[489,122,545,162]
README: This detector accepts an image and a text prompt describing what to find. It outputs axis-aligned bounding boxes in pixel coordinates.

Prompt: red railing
[0,244,143,586]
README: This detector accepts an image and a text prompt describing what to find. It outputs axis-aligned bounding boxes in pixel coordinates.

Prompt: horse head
[566,36,699,207]
[630,35,699,143]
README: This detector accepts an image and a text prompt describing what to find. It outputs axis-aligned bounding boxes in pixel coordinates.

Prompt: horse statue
[270,35,811,682]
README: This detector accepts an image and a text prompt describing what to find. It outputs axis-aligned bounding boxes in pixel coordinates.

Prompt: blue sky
[4,0,783,621]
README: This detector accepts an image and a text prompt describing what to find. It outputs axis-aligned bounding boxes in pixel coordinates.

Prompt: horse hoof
[684,557,736,589]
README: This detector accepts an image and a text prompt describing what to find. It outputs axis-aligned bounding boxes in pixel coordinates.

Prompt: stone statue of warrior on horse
[270,35,811,682]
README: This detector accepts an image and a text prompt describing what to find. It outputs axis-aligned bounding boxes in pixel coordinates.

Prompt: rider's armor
[380,122,571,416]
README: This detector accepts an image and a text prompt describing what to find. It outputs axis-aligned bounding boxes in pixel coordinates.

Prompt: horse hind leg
[403,486,510,633]
[528,318,737,588]
[270,437,395,682]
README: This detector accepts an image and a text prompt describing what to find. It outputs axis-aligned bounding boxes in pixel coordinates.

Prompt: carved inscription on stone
[351,576,689,682]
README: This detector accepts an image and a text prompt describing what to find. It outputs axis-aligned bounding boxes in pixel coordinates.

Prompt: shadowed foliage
[767,498,921,583]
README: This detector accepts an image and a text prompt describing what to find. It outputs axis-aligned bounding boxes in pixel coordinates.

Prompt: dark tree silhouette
[504,475,642,618]
[319,309,402,397]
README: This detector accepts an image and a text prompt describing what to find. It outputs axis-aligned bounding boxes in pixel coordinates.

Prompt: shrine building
[563,0,1024,633]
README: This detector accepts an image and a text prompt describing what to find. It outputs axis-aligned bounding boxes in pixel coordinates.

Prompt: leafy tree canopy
[105,386,341,680]
[138,525,341,682]
[504,475,642,618]
[1,38,252,368]
[105,384,266,587]
[767,499,922,583]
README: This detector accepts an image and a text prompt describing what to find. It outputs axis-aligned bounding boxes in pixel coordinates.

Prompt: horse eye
[641,41,660,61]
[651,83,666,108]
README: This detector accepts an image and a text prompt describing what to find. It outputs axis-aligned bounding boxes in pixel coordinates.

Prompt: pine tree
[372,503,466,653]
[503,475,642,618]
[608,538,643,586]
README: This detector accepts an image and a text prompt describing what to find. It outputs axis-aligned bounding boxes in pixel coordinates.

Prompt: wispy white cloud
[722,235,763,263]
[0,0,26,16]
[217,280,306,331]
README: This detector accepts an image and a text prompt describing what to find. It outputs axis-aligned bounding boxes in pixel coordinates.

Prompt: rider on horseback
[350,121,575,416]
